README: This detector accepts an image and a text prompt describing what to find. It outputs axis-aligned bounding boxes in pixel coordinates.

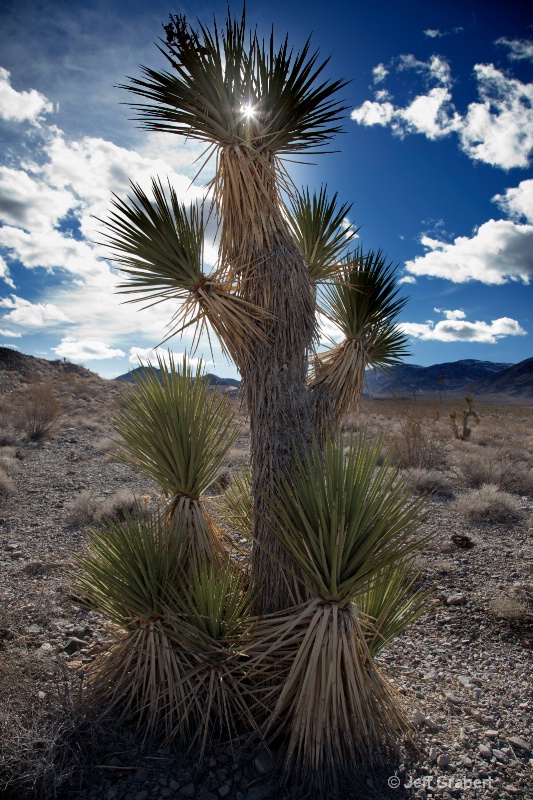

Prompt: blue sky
[0,0,531,379]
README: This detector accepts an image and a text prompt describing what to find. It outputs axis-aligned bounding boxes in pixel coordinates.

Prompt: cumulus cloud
[423,27,463,39]
[399,311,526,343]
[52,338,126,361]
[405,219,533,284]
[127,347,209,375]
[0,254,14,288]
[372,64,388,84]
[492,179,533,223]
[0,166,76,231]
[0,295,72,327]
[0,329,21,337]
[351,57,533,169]
[398,275,417,284]
[0,67,54,124]
[496,37,533,62]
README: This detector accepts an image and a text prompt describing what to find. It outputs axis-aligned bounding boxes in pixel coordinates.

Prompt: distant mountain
[471,357,533,398]
[363,359,517,397]
[114,366,241,390]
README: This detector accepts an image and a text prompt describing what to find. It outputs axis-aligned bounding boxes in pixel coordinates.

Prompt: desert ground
[0,354,532,800]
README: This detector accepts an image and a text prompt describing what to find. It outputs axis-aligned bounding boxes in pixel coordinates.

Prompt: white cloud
[399,312,526,343]
[372,64,388,84]
[52,338,126,361]
[398,275,416,284]
[423,29,443,39]
[0,67,54,124]
[496,37,533,63]
[492,179,533,224]
[434,308,466,321]
[0,254,14,288]
[459,64,533,169]
[0,225,106,282]
[0,329,21,337]
[351,59,533,169]
[0,166,76,231]
[405,219,533,284]
[397,54,452,87]
[128,346,171,366]
[0,295,72,327]
[127,347,208,372]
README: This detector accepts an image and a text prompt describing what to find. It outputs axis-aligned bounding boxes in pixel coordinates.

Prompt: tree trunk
[241,233,316,614]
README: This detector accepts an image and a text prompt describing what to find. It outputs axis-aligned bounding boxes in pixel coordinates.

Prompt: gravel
[1,396,532,799]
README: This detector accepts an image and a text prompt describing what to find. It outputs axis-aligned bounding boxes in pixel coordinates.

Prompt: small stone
[508,736,531,753]
[62,637,87,654]
[169,780,180,791]
[446,693,463,705]
[428,747,438,762]
[446,594,466,606]
[254,749,276,774]
[413,709,425,725]
[180,784,196,798]
[134,792,149,800]
[135,768,150,783]
[437,754,450,767]
[492,749,507,762]
[485,730,499,739]
[245,781,276,800]
[424,717,439,731]
[458,675,471,688]
[219,787,230,798]
[478,744,492,759]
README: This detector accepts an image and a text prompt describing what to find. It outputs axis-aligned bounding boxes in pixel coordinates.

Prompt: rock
[424,717,439,731]
[508,736,531,753]
[413,709,425,725]
[62,637,87,654]
[479,744,492,759]
[437,754,450,767]
[446,594,466,605]
[179,784,196,798]
[245,781,276,800]
[446,693,463,705]
[219,787,231,797]
[135,768,150,783]
[134,791,149,800]
[169,779,180,791]
[485,730,499,739]
[253,750,276,774]
[458,675,471,688]
[492,749,508,762]
[428,747,438,762]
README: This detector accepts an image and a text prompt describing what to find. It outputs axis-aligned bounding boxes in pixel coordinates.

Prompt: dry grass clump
[9,380,61,441]
[388,405,448,470]
[453,444,533,496]
[489,591,532,622]
[0,467,15,497]
[452,484,523,523]
[65,489,148,528]
[403,468,452,496]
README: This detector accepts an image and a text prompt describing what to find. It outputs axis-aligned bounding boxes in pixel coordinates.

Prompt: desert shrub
[64,491,99,527]
[98,488,148,522]
[453,445,533,496]
[11,381,61,441]
[389,406,448,470]
[489,591,532,621]
[0,466,14,496]
[452,484,523,523]
[403,468,452,496]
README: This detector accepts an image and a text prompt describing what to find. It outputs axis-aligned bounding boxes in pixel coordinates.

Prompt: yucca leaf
[261,434,428,604]
[286,186,357,283]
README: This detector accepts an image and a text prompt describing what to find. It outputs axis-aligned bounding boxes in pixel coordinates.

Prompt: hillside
[363,358,533,399]
[115,365,240,390]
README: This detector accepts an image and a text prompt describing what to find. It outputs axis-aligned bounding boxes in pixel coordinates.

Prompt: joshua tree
[88,10,429,792]
[103,10,409,614]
